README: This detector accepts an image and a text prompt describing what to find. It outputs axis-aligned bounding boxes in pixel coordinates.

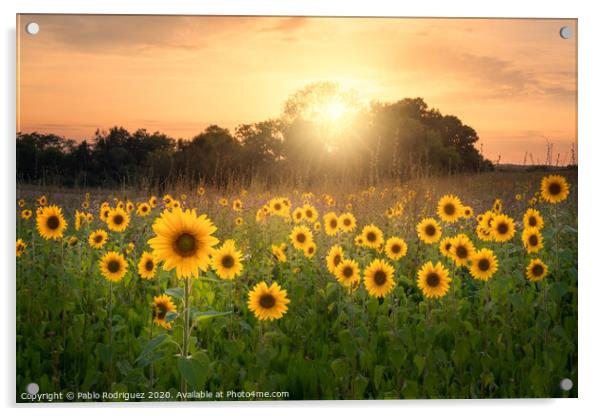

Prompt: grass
[16,170,577,400]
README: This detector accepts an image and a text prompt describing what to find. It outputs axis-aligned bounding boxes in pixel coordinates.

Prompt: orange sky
[17,15,577,164]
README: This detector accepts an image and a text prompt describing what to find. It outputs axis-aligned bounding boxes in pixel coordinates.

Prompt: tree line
[16,83,493,189]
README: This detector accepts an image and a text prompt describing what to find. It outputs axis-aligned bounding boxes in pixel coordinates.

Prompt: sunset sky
[17,15,577,164]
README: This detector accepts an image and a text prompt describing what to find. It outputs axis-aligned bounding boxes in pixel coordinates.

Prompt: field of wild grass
[15,171,577,401]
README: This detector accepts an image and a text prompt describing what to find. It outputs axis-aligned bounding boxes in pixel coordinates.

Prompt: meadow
[15,170,577,401]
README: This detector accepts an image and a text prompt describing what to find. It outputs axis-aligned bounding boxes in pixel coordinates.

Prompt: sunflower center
[497,222,509,234]
[145,260,154,271]
[155,303,168,320]
[344,219,351,226]
[330,219,337,228]
[548,182,562,195]
[373,270,387,286]
[445,243,452,252]
[532,264,544,277]
[107,260,121,273]
[296,233,306,243]
[221,255,235,269]
[274,203,282,211]
[333,255,341,266]
[305,210,313,218]
[94,235,103,243]
[259,294,276,309]
[46,215,60,230]
[174,233,197,257]
[391,244,401,254]
[456,245,468,259]
[343,266,353,278]
[528,217,537,227]
[478,259,490,271]
[367,232,376,242]
[444,203,455,216]
[425,225,436,236]
[529,235,539,246]
[113,215,124,225]
[426,272,440,287]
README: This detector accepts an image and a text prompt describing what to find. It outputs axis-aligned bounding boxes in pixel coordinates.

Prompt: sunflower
[476,225,493,242]
[67,236,79,246]
[269,198,289,217]
[126,201,134,213]
[338,213,357,233]
[171,200,181,210]
[16,239,27,257]
[99,205,111,223]
[416,218,442,244]
[88,229,108,249]
[302,204,318,223]
[232,199,243,212]
[289,225,313,250]
[490,214,516,243]
[361,224,384,249]
[86,213,94,222]
[37,195,47,206]
[18,198,25,208]
[106,207,130,233]
[211,240,244,280]
[149,196,158,208]
[271,243,287,263]
[540,175,570,204]
[75,210,83,231]
[148,208,219,278]
[363,259,396,298]
[462,206,474,218]
[523,208,544,230]
[81,200,89,209]
[163,194,174,207]
[137,202,151,217]
[469,249,498,281]
[439,236,454,258]
[323,212,339,236]
[326,245,345,274]
[450,234,476,267]
[522,228,544,254]
[247,281,290,321]
[385,237,408,261]
[335,259,360,289]
[152,294,177,328]
[492,198,503,214]
[292,207,304,223]
[99,251,128,282]
[417,261,451,298]
[36,205,68,240]
[314,222,321,232]
[303,241,317,258]
[437,195,463,223]
[354,235,365,247]
[235,217,243,226]
[136,251,157,279]
[526,258,549,282]
[21,209,32,220]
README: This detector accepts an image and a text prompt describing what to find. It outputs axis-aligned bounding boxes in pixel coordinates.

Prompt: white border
[2,0,600,415]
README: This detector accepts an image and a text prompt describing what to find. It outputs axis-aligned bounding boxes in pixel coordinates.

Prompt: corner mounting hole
[26,22,39,35]
[560,378,573,391]
[559,26,571,39]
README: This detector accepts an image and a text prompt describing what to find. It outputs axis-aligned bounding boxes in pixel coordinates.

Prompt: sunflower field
[15,171,577,401]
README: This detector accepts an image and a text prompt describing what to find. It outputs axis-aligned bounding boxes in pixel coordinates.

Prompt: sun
[323,98,348,121]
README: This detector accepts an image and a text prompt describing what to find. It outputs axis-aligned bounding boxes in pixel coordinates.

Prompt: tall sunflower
[326,245,345,274]
[437,195,463,223]
[148,208,219,278]
[363,258,396,298]
[247,281,290,321]
[271,243,287,263]
[540,175,570,203]
[292,207,304,223]
[462,206,474,218]
[16,239,27,257]
[469,249,498,281]
[107,207,130,233]
[36,205,68,240]
[99,251,128,282]
[450,234,476,267]
[149,196,158,208]
[211,240,244,280]
[302,204,318,223]
[152,294,177,328]
[439,236,454,258]
[137,202,151,217]
[138,251,157,279]
[338,212,357,233]
[522,228,544,254]
[21,209,32,220]
[416,218,442,244]
[417,261,451,298]
[490,214,516,243]
[384,237,408,261]
[526,258,548,282]
[361,224,384,249]
[303,241,317,258]
[323,212,339,236]
[523,208,544,230]
[335,259,360,289]
[289,225,313,250]
[88,229,108,249]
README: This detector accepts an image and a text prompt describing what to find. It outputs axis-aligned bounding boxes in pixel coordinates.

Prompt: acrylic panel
[16,14,577,402]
